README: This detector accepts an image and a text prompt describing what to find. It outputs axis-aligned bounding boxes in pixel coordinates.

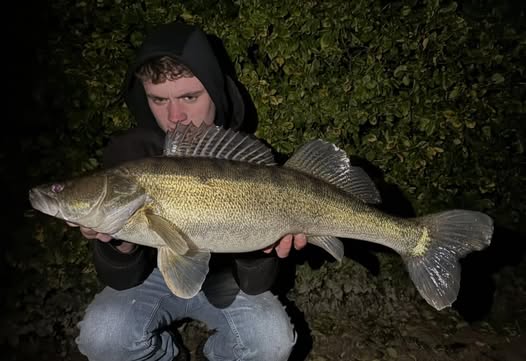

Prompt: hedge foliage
[3,0,524,357]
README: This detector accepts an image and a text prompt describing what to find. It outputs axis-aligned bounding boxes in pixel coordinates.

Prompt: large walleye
[29,124,493,310]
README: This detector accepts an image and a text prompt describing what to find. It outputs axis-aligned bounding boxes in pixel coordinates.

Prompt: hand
[66,222,135,254]
[263,233,307,258]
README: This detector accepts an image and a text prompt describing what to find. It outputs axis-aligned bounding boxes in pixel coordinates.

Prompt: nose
[168,101,187,123]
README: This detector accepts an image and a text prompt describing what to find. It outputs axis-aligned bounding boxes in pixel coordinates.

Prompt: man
[73,22,307,361]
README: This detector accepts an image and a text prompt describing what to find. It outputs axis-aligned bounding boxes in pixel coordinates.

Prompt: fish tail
[404,210,493,310]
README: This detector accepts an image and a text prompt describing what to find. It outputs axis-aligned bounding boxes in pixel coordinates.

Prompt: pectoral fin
[146,213,189,255]
[308,236,344,261]
[158,247,211,298]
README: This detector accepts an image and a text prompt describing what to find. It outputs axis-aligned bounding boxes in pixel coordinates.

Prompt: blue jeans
[76,268,296,361]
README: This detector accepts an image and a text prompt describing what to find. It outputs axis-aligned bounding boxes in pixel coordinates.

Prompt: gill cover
[53,171,147,234]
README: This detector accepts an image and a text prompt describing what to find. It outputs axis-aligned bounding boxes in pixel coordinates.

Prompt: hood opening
[121,22,253,133]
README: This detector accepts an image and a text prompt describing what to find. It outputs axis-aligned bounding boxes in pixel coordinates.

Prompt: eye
[182,95,197,103]
[152,98,168,105]
[51,184,64,193]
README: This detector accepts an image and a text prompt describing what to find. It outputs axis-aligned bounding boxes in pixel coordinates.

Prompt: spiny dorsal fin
[163,123,276,165]
[284,139,381,204]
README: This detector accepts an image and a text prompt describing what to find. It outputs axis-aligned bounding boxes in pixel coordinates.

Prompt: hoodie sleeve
[91,128,164,290]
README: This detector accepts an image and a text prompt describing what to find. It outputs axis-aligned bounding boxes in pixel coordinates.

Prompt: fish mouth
[28,189,60,218]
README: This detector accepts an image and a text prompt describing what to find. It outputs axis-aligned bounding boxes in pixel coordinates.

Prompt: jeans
[76,268,296,361]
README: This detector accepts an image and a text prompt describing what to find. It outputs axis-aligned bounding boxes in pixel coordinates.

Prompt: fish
[28,124,493,310]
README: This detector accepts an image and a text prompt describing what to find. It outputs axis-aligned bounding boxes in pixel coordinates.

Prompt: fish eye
[51,183,64,193]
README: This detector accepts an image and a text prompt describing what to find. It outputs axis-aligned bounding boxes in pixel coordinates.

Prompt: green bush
[3,0,524,357]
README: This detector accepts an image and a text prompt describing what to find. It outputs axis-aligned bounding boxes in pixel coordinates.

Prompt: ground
[6,309,524,361]
[154,278,526,361]
[4,240,525,361]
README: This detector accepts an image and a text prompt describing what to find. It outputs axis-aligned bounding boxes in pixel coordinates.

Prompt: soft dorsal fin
[284,139,381,204]
[163,123,276,165]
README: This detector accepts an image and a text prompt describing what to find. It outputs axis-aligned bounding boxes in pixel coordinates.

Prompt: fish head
[29,172,147,234]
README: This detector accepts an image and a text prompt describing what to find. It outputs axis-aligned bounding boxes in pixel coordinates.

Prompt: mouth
[28,189,59,218]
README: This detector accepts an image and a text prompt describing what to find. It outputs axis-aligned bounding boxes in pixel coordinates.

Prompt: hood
[122,22,245,133]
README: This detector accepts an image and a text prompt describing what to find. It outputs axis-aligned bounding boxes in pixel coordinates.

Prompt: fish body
[29,125,493,310]
[113,157,409,253]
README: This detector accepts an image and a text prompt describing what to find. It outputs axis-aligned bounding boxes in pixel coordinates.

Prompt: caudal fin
[404,210,493,310]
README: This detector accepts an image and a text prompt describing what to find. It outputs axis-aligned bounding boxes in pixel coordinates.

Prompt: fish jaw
[29,188,61,219]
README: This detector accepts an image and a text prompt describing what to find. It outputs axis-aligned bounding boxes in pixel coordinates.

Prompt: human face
[142,76,216,132]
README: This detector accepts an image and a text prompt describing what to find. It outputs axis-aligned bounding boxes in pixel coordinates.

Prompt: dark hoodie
[91,22,279,307]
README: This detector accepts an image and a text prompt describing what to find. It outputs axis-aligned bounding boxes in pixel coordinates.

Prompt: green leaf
[394,65,407,78]
[491,73,505,84]
[365,133,377,143]
[449,87,460,99]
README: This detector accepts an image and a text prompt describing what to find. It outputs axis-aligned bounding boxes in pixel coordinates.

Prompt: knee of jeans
[238,301,296,361]
[76,298,149,360]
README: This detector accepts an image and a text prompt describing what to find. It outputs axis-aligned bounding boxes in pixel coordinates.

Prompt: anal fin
[308,235,344,261]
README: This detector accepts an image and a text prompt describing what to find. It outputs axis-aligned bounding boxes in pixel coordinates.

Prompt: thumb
[96,233,113,242]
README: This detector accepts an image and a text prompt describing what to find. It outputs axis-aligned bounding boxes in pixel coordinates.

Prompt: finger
[263,245,274,254]
[114,241,135,253]
[294,233,308,250]
[66,222,79,227]
[276,234,293,258]
[96,233,113,243]
[79,227,98,239]
[263,240,280,254]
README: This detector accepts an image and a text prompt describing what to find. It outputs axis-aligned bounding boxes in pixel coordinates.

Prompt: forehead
[142,77,207,96]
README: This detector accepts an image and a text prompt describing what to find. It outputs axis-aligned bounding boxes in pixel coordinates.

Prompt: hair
[135,56,194,84]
